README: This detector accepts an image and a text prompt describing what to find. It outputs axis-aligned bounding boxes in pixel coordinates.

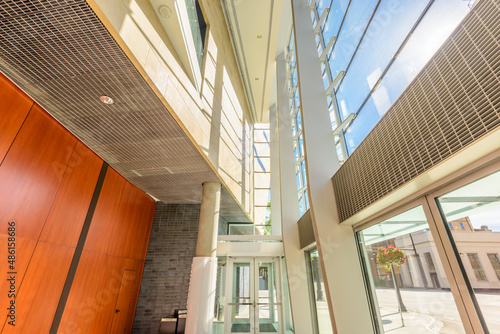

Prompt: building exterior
[0,0,499,334]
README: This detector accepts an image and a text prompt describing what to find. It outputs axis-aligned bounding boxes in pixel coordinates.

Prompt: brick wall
[132,203,200,333]
[132,202,232,333]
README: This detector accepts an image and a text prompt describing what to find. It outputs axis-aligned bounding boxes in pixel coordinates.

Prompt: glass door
[256,259,281,333]
[224,257,283,334]
[226,258,254,333]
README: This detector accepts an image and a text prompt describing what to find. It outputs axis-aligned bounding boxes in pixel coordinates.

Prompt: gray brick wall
[132,203,200,333]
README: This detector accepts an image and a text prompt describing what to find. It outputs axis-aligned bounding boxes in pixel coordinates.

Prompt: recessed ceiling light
[159,5,172,19]
[99,95,114,105]
[257,34,262,39]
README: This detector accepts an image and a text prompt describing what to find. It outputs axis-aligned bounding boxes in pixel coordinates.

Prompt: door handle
[228,303,253,305]
[115,309,120,313]
[257,303,281,305]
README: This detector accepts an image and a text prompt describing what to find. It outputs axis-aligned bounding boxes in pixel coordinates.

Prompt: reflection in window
[424,252,436,272]
[308,250,333,334]
[185,0,206,67]
[358,206,465,333]
[436,169,500,333]
[213,258,226,333]
[467,253,487,281]
[310,0,471,155]
[487,254,500,281]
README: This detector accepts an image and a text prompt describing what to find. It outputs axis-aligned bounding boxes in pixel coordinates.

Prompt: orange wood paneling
[107,182,155,260]
[57,250,107,334]
[2,242,74,333]
[0,75,154,333]
[40,142,103,247]
[0,104,77,241]
[84,168,126,254]
[0,235,37,323]
[85,255,142,334]
[0,73,34,163]
[109,269,138,333]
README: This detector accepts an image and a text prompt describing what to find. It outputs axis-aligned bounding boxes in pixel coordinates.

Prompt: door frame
[223,256,284,334]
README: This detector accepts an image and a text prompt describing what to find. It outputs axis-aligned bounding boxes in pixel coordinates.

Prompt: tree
[264,201,272,235]
[377,246,407,319]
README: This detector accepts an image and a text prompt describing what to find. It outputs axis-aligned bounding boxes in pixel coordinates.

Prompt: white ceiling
[221,0,286,123]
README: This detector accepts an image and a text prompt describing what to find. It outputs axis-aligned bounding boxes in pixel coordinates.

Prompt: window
[357,206,465,333]
[309,0,471,156]
[253,123,271,235]
[487,254,500,281]
[307,249,333,334]
[185,0,206,67]
[424,252,436,272]
[467,254,487,281]
[286,31,309,216]
[436,169,500,331]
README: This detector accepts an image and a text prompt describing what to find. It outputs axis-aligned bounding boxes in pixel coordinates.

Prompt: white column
[270,104,282,236]
[291,0,374,333]
[276,52,315,333]
[185,181,221,334]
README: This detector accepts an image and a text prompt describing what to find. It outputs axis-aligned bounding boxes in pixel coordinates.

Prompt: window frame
[467,253,488,282]
[487,253,500,281]
[426,157,500,333]
[354,198,473,333]
[353,154,500,333]
[352,166,500,334]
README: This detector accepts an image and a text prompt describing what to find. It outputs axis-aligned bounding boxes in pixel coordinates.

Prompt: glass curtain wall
[436,170,500,333]
[355,162,500,333]
[357,206,465,333]
[254,123,272,235]
[214,258,227,334]
[307,249,333,334]
[286,31,309,216]
[310,0,472,155]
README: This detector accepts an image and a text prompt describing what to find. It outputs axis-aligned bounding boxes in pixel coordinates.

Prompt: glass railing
[228,224,272,236]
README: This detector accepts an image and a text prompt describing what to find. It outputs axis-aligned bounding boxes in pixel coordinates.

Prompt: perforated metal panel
[332,0,500,222]
[0,0,249,222]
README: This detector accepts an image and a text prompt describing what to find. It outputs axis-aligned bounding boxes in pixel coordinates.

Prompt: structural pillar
[275,52,315,333]
[185,181,221,334]
[291,0,374,332]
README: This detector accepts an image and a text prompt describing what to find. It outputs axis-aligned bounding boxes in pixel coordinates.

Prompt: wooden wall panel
[84,168,126,254]
[2,242,74,333]
[109,269,139,333]
[107,182,156,260]
[40,143,103,247]
[0,73,155,333]
[58,250,107,334]
[0,73,33,163]
[85,255,142,334]
[0,104,77,241]
[0,236,36,322]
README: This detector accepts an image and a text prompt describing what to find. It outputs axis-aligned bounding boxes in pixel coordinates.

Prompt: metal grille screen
[0,0,249,222]
[332,0,500,222]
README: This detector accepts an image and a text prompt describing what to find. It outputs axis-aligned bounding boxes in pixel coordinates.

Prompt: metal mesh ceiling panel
[332,0,500,222]
[0,0,249,222]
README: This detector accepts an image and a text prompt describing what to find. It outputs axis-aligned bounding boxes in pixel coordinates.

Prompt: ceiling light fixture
[257,34,262,39]
[255,77,259,80]
[99,95,114,105]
